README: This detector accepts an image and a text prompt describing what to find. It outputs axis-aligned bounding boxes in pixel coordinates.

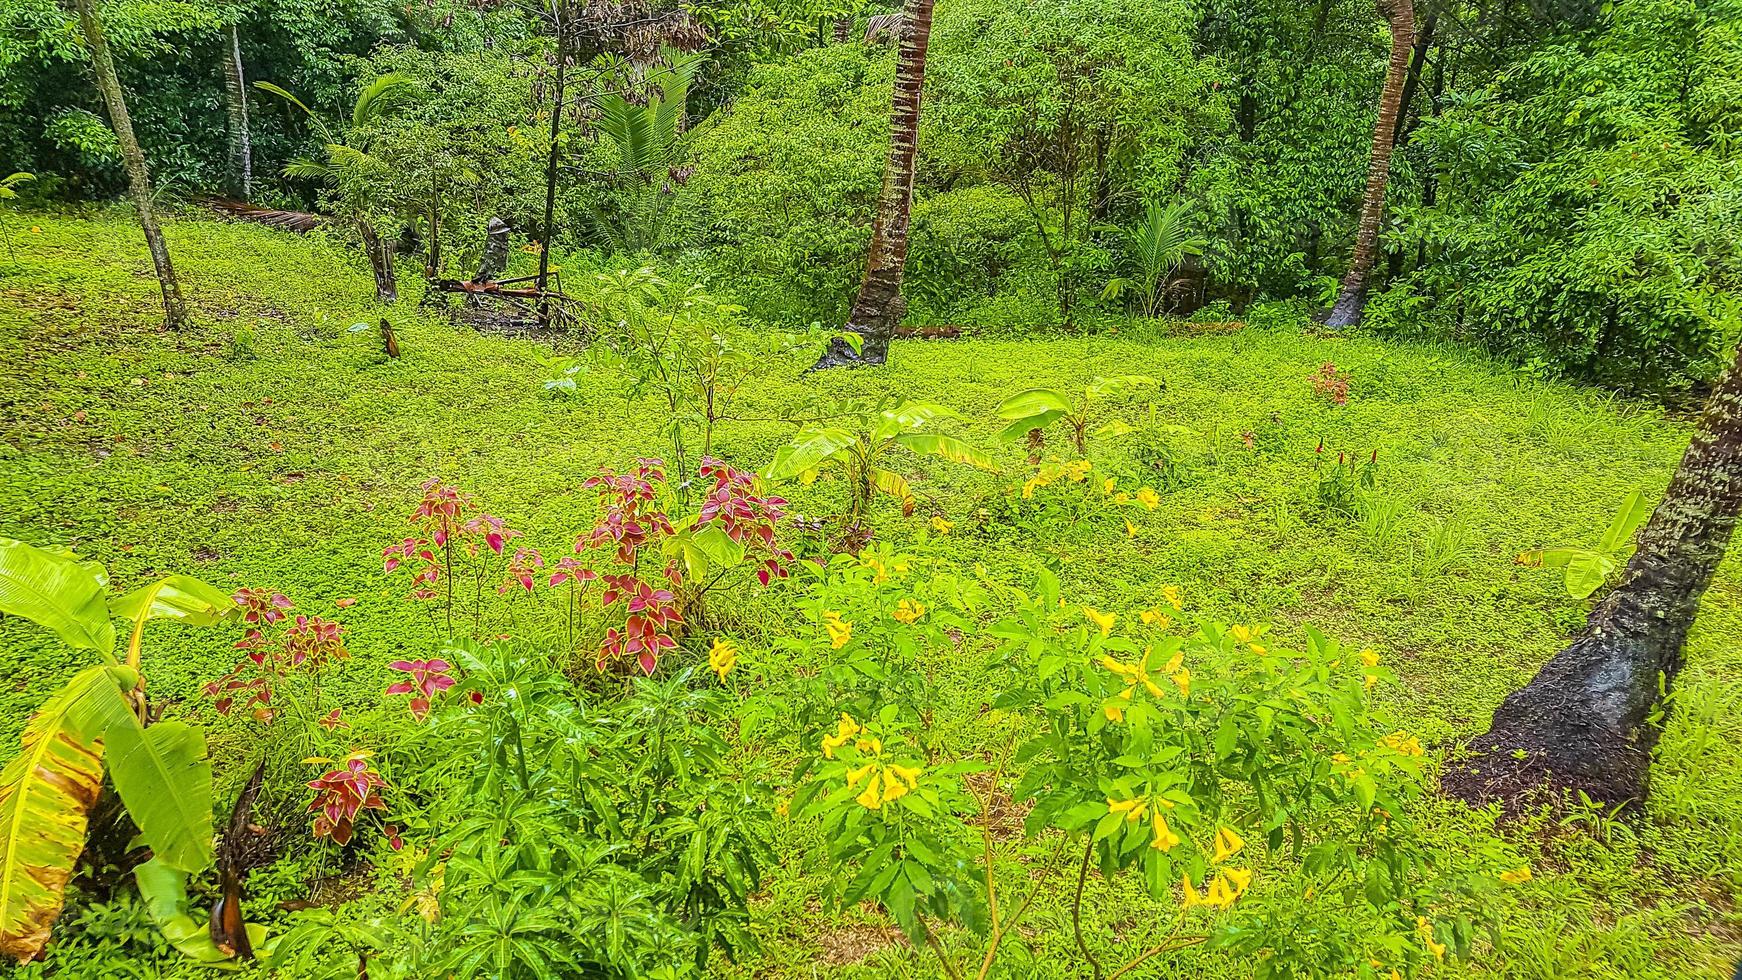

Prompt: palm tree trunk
[221,21,252,200]
[1444,339,1742,810]
[833,16,854,43]
[358,219,398,304]
[73,0,188,330]
[812,0,934,370]
[1325,0,1414,328]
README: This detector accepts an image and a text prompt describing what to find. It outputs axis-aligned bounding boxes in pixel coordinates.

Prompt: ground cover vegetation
[1,0,1741,976]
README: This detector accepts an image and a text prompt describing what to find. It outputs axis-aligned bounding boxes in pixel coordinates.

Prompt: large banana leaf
[1597,489,1649,553]
[0,538,115,656]
[107,720,213,874]
[763,427,856,481]
[892,433,1000,472]
[0,665,138,962]
[996,389,1072,421]
[871,402,954,442]
[109,575,237,669]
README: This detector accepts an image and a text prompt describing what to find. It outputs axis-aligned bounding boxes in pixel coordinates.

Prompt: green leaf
[996,389,1072,421]
[108,576,235,629]
[870,468,912,503]
[1,665,137,961]
[689,525,746,570]
[763,427,855,480]
[892,433,999,472]
[1563,553,1615,599]
[996,410,1067,443]
[1597,490,1649,553]
[0,538,116,655]
[106,720,213,874]
[135,858,260,967]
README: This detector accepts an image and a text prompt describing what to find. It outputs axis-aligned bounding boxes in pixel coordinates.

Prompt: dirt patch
[818,923,908,965]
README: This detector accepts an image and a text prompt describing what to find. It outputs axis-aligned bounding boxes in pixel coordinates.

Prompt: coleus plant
[382,477,532,633]
[576,458,793,674]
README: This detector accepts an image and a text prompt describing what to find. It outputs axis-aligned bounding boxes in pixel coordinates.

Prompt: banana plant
[762,397,997,522]
[0,538,239,963]
[996,375,1158,458]
[1524,489,1650,599]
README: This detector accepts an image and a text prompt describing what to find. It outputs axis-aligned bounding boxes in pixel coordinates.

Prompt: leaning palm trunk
[1444,340,1742,809]
[220,21,251,200]
[358,219,397,304]
[812,0,933,370]
[1325,0,1414,328]
[73,0,188,330]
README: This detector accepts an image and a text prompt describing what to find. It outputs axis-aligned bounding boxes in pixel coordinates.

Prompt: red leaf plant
[203,591,346,722]
[577,458,792,675]
[385,658,456,721]
[304,751,387,845]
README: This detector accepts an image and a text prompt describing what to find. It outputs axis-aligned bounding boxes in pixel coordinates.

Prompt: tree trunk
[1325,0,1415,328]
[73,0,188,330]
[833,15,854,43]
[812,0,934,370]
[538,5,566,327]
[221,21,251,200]
[358,219,398,304]
[1392,9,1437,149]
[1444,340,1742,810]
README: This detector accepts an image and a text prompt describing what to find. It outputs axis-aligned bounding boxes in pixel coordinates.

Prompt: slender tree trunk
[1393,9,1437,148]
[812,0,934,370]
[538,6,566,327]
[1444,340,1742,810]
[358,219,398,304]
[1325,0,1415,328]
[221,21,251,200]
[73,0,188,330]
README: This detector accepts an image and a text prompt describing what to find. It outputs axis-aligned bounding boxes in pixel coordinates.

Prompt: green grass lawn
[1,212,1738,977]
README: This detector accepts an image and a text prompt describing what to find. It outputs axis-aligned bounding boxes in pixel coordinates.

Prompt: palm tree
[1325,0,1415,328]
[812,0,933,370]
[71,0,188,330]
[220,18,251,200]
[1444,338,1742,809]
[592,48,707,254]
[256,75,412,304]
[1114,199,1207,319]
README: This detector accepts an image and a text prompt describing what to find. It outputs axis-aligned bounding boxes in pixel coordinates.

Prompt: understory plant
[789,569,1508,979]
[762,397,998,532]
[0,538,242,963]
[1520,489,1649,599]
[996,375,1159,459]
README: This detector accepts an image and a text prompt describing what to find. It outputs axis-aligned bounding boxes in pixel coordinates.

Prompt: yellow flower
[1022,477,1042,499]
[930,515,953,534]
[853,761,922,810]
[1125,520,1137,538]
[1139,608,1171,628]
[1360,648,1381,668]
[1172,666,1190,698]
[1380,731,1426,757]
[708,637,738,681]
[1107,795,1149,823]
[1332,753,1352,764]
[855,736,882,754]
[1221,866,1253,898]
[1103,477,1117,494]
[1212,826,1245,863]
[1180,876,1208,908]
[823,611,853,649]
[1500,865,1533,885]
[1363,673,1379,691]
[1082,606,1117,637]
[1204,875,1236,908]
[1064,459,1093,481]
[1150,812,1181,851]
[1416,917,1446,961]
[821,713,860,758]
[855,769,884,809]
[1160,585,1184,610]
[1113,490,1131,504]
[1135,487,1161,511]
[893,598,926,625]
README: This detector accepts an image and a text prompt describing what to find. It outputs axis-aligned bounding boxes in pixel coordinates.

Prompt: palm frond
[352,74,414,129]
